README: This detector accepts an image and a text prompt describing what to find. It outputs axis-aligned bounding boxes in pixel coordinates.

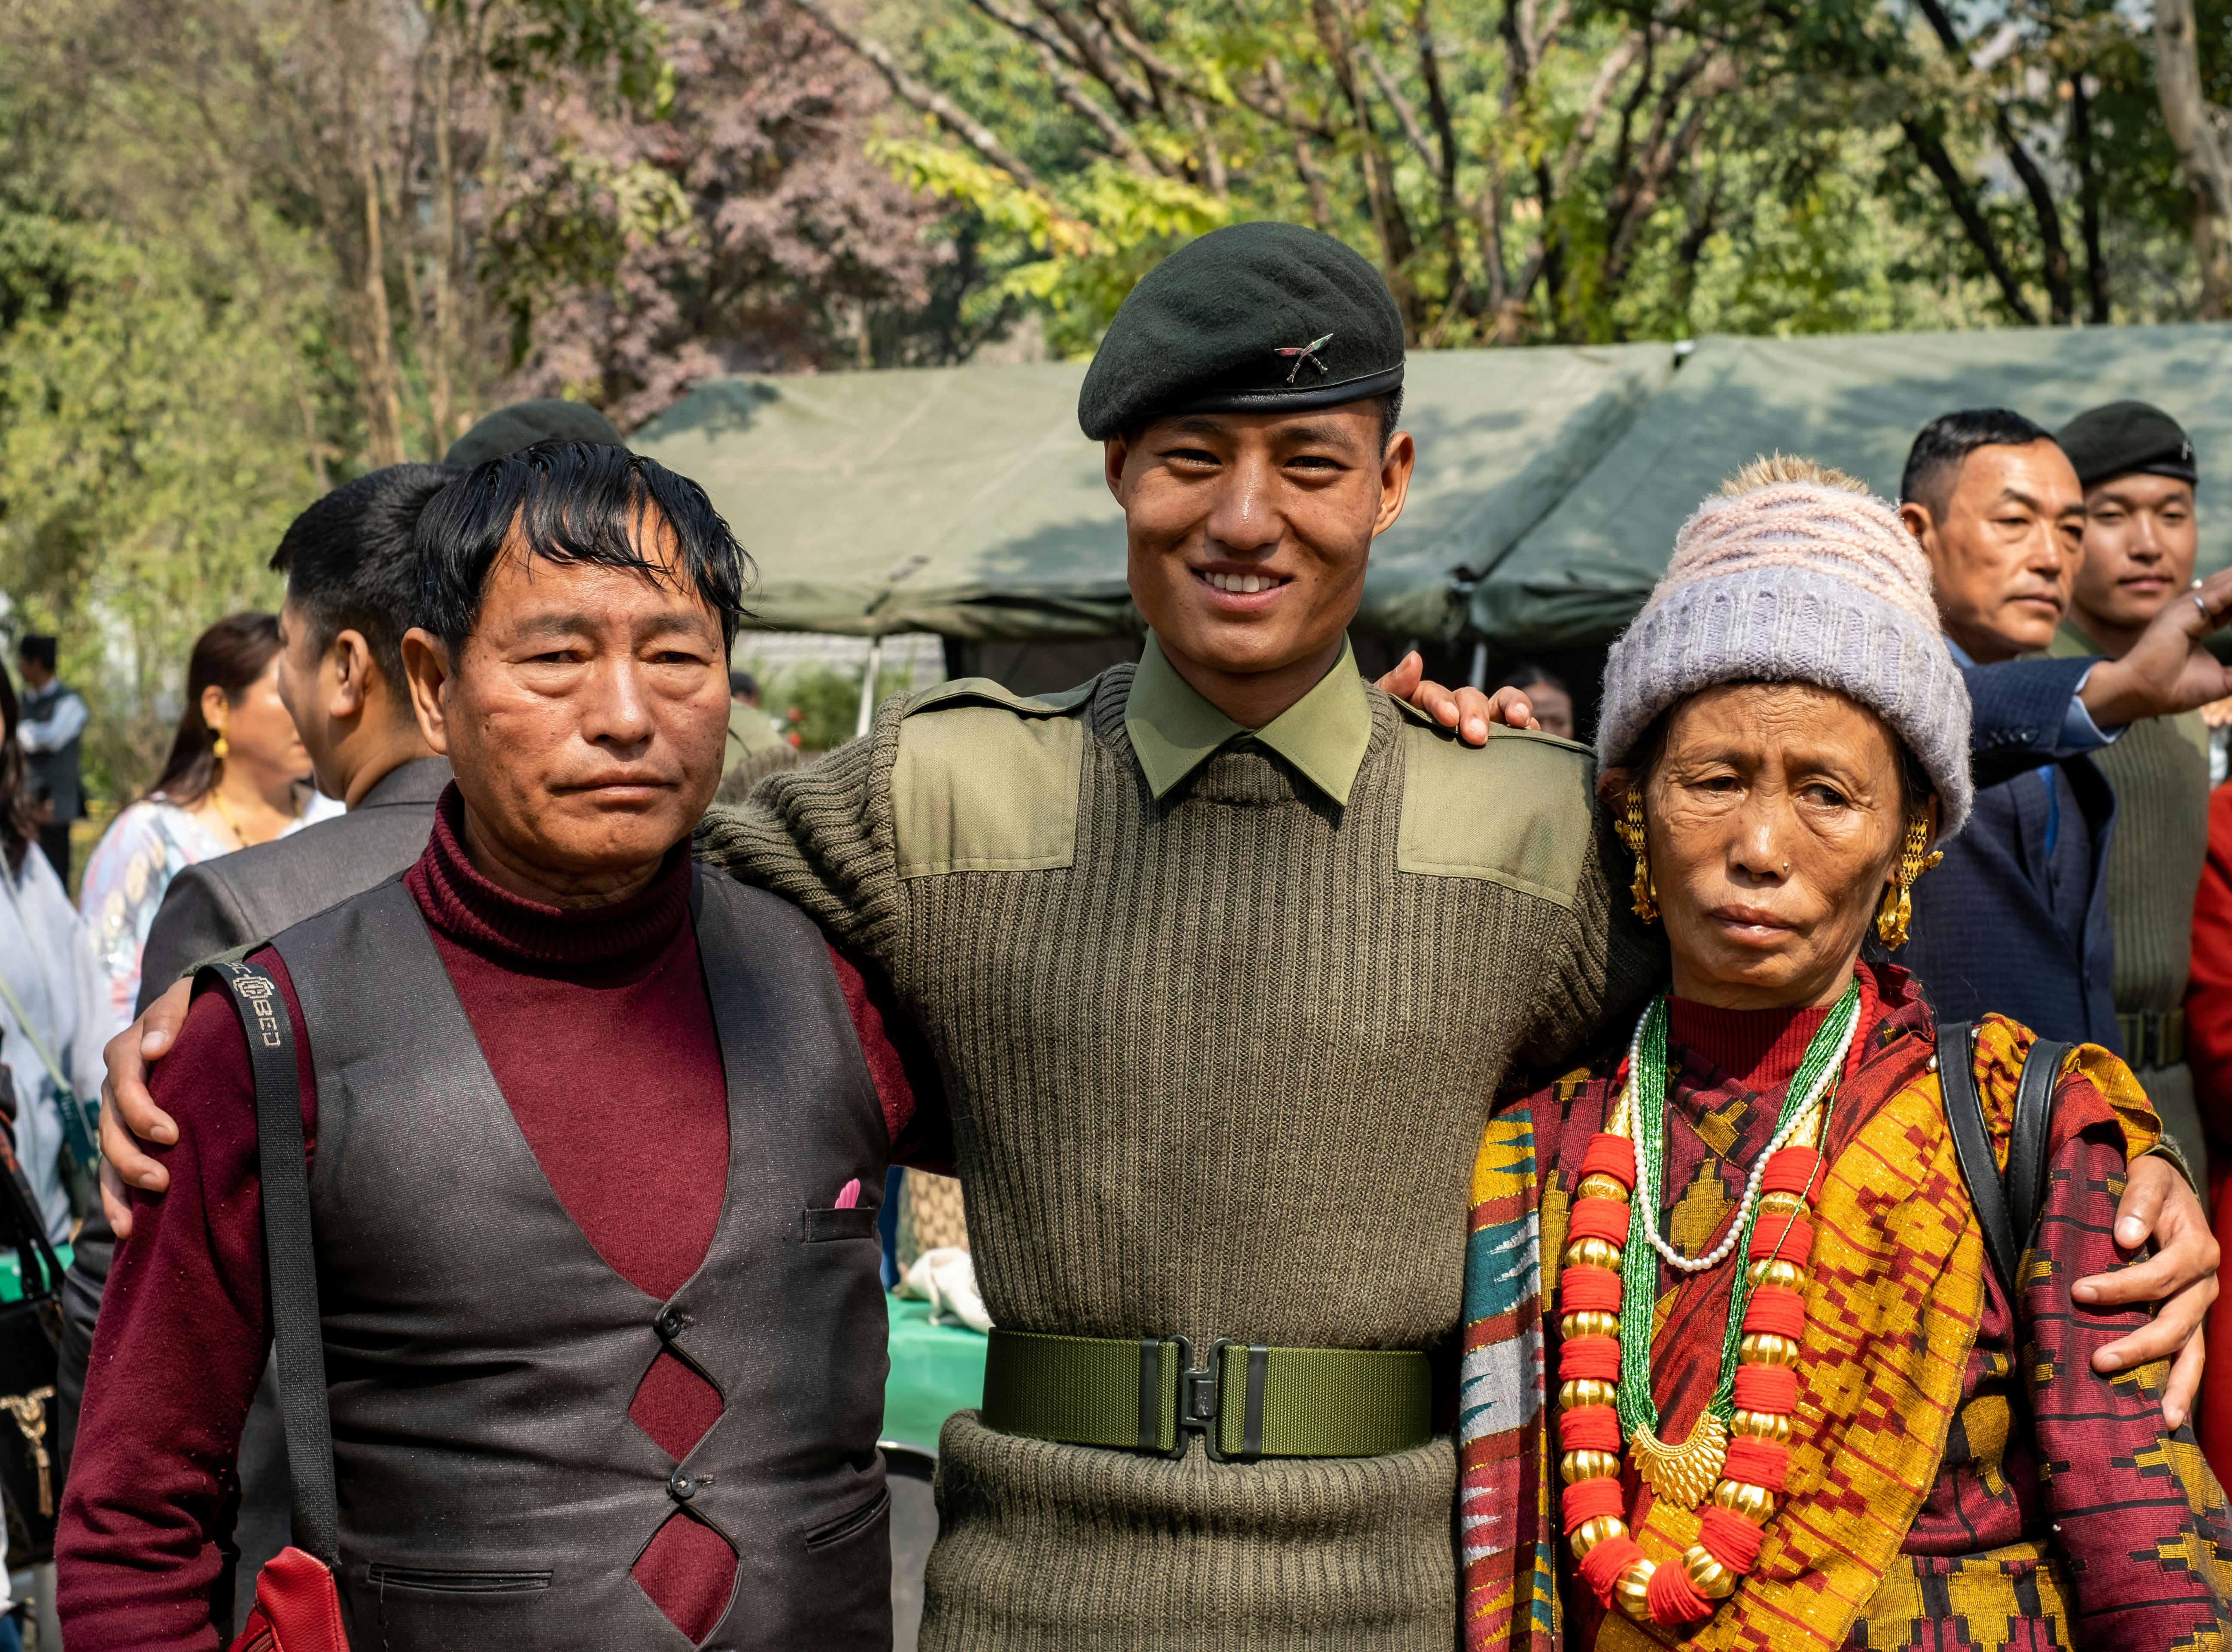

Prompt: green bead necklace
[1612,980,1859,1448]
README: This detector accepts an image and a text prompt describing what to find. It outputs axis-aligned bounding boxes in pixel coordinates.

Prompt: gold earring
[1874,815,1944,949]
[1614,781,1657,923]
[210,724,229,762]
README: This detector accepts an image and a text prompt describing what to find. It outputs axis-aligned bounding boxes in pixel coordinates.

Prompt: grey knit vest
[272,872,893,1651]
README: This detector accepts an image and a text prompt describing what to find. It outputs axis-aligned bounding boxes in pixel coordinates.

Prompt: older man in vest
[58,443,933,1651]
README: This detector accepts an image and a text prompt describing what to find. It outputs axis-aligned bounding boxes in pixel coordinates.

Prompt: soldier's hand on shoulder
[1376,651,1539,745]
[97,978,192,1235]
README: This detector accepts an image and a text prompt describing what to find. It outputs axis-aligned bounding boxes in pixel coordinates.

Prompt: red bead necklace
[1556,1129,1825,1626]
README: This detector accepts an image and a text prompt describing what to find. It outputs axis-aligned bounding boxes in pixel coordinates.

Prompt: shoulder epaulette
[902,675,1098,720]
[1395,717,1596,908]
[890,675,1098,878]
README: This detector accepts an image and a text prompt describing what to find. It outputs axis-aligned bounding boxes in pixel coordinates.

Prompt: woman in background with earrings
[1461,458,2232,1652]
[75,613,338,1033]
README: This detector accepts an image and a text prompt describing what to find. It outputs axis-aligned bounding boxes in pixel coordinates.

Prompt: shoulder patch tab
[1391,695,1439,728]
[1396,722,1593,907]
[903,675,1098,719]
[892,678,1091,879]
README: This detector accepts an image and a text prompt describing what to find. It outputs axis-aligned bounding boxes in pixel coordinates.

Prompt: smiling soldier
[694,221,1661,1648]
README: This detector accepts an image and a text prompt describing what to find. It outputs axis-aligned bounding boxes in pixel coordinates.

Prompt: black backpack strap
[201,960,340,1567]
[1936,1022,2020,1307]
[2008,1037,2073,1259]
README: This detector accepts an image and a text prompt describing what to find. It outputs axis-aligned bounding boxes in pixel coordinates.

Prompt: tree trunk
[359,146,407,466]
[2155,0,2232,317]
[429,39,460,454]
[2069,68,2110,324]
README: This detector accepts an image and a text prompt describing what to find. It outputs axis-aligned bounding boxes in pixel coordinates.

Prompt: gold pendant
[1629,1410,1727,1511]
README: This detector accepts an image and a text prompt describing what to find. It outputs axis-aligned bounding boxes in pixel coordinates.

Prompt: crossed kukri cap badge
[1275,333,1335,384]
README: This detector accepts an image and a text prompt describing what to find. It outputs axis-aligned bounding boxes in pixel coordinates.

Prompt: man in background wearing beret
[2049,401,2212,1183]
[692,219,1658,1649]
[441,396,626,468]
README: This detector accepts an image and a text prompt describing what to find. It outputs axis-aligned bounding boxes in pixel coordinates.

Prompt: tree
[499,0,953,426]
[804,0,2226,347]
[0,0,950,795]
[2156,0,2232,313]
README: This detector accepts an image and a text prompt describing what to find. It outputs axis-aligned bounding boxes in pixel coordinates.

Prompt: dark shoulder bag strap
[200,961,341,1567]
[1936,1021,2020,1307]
[2007,1037,2073,1259]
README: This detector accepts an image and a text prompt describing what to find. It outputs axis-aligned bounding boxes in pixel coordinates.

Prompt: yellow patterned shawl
[1473,1016,2161,1652]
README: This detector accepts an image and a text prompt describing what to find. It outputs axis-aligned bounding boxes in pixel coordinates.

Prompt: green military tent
[1472,323,2232,652]
[634,322,2232,662]
[629,344,1675,644]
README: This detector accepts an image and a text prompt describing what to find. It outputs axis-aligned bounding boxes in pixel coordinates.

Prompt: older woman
[1463,460,2232,1652]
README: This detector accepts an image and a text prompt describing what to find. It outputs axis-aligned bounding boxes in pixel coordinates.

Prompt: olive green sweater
[697,661,1657,1650]
[2049,624,2211,1018]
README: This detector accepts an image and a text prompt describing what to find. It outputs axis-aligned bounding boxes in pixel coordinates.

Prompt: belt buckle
[1160,1339,1268,1464]
[1156,1336,1246,1462]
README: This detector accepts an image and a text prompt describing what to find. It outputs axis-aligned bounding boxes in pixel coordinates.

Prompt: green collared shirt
[1124,632,1375,806]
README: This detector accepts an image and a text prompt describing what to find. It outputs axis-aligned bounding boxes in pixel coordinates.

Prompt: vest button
[669,1470,699,1501]
[656,1306,687,1342]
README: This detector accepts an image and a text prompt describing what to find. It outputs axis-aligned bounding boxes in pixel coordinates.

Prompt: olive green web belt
[981,1330,1433,1462]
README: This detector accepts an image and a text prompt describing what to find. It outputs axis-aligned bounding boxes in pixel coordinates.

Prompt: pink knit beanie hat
[1597,470,1973,832]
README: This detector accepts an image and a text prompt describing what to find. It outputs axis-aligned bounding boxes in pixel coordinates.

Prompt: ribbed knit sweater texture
[2095,713,2210,1015]
[697,665,1658,1650]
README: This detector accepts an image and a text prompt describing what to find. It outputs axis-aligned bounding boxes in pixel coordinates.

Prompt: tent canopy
[636,323,2232,651]
[630,345,1672,640]
[1473,324,2232,650]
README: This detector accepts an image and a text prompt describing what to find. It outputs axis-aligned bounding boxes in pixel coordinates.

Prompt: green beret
[1078,222,1404,440]
[444,399,626,469]
[2056,399,2196,491]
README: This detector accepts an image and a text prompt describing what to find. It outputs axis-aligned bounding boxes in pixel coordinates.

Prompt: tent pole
[1469,642,1487,690]
[856,636,883,739]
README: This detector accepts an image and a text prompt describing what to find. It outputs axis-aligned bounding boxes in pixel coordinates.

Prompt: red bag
[228,1547,351,1652]
[213,961,352,1650]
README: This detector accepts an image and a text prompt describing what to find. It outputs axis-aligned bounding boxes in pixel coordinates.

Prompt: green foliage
[864,0,2232,348]
[872,132,1226,353]
[0,209,308,799]
[484,142,697,336]
[756,658,867,752]
[463,0,678,115]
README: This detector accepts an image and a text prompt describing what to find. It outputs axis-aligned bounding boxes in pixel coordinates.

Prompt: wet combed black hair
[414,441,751,656]
[270,462,455,695]
[1899,408,2057,521]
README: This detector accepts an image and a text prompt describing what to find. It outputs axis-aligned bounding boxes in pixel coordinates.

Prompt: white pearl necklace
[1612,994,1859,1276]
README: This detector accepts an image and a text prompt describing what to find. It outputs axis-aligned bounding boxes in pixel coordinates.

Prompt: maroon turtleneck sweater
[58,791,942,1652]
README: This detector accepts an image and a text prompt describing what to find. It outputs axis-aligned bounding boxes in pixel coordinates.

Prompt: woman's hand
[94,978,191,1237]
[1375,652,1537,741]
[2076,1154,2219,1428]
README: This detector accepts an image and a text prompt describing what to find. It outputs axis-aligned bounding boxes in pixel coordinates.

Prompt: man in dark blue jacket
[1897,408,2232,1053]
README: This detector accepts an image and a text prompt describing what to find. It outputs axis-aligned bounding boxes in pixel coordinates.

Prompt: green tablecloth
[883,1296,987,1456]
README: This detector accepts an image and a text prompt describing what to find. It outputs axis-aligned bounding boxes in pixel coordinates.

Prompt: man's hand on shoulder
[1376,651,1540,744]
[96,979,191,1237]
[2077,1154,2220,1428]
[2080,566,2232,727]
